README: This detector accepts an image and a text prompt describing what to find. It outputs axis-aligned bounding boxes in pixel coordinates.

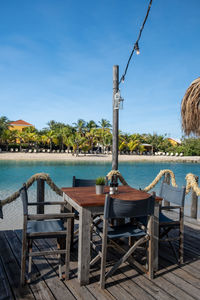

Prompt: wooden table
[62,185,161,285]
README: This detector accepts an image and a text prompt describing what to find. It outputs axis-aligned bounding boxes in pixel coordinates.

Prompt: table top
[62,185,162,207]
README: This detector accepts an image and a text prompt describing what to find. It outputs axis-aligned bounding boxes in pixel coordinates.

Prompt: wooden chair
[72,176,96,188]
[93,194,155,289]
[159,182,186,264]
[20,184,74,285]
[71,176,96,243]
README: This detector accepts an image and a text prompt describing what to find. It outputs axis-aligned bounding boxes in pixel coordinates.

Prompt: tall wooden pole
[112,65,119,171]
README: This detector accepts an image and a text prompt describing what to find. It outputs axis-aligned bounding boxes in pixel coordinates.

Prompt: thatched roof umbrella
[181,77,200,136]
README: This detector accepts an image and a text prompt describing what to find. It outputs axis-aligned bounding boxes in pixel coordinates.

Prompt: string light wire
[119,0,153,85]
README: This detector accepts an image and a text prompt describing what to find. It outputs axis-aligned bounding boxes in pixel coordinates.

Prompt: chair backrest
[159,182,186,206]
[72,176,96,187]
[20,184,28,215]
[104,194,155,220]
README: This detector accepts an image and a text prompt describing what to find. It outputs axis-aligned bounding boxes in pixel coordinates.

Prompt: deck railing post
[190,176,199,219]
[37,178,45,214]
[163,173,170,207]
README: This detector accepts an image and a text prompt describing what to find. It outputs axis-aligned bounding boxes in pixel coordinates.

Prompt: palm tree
[142,133,165,152]
[45,130,56,151]
[86,120,98,132]
[69,132,85,156]
[95,127,111,153]
[80,138,91,155]
[118,132,131,153]
[0,116,10,136]
[46,120,57,131]
[22,127,38,150]
[40,134,49,150]
[138,144,146,155]
[85,129,98,152]
[96,119,112,153]
[127,134,142,153]
[127,140,140,152]
[98,118,111,130]
[62,126,74,152]
[73,119,86,137]
[103,131,112,152]
[15,130,26,152]
[0,130,15,151]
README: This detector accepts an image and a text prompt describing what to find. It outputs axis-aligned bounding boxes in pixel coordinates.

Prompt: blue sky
[0,0,200,138]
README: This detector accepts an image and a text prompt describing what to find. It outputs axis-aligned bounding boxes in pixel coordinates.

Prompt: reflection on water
[0,160,199,229]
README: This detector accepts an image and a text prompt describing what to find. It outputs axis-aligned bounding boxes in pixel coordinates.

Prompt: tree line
[0,116,200,156]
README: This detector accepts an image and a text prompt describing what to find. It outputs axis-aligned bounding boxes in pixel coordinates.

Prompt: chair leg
[71,218,75,247]
[166,234,179,264]
[21,232,27,286]
[179,209,184,264]
[100,220,108,289]
[57,239,62,280]
[27,239,32,283]
[148,216,154,279]
[65,218,72,281]
[105,235,148,281]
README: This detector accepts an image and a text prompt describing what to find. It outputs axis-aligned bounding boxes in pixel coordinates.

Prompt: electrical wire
[119,0,153,85]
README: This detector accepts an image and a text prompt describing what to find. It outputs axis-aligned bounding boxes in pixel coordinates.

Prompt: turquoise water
[0,160,199,229]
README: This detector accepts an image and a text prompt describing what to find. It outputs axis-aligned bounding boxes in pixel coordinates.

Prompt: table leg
[78,207,92,285]
[154,201,160,271]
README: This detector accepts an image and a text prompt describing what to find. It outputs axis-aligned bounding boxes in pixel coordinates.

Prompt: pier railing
[0,171,199,221]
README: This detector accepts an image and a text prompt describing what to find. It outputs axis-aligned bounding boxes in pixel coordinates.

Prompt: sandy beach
[0,152,200,163]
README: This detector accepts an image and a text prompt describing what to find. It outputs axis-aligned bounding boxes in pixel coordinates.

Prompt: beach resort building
[9,120,34,132]
[142,143,153,154]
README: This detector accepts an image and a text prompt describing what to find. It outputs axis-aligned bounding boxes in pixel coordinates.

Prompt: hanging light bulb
[121,76,125,83]
[134,42,140,55]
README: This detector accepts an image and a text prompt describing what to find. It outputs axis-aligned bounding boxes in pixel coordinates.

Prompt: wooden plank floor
[0,221,200,300]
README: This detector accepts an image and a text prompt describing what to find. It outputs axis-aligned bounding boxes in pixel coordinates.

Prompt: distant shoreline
[0,152,200,163]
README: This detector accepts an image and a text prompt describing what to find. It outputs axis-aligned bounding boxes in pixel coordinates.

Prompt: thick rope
[0,170,199,220]
[106,170,128,186]
[106,169,200,196]
[0,172,63,208]
[185,173,200,196]
[144,169,177,192]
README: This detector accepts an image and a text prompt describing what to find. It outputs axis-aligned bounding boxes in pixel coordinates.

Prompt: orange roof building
[9,120,34,132]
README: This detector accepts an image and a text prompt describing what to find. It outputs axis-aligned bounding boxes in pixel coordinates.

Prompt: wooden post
[112,65,119,171]
[37,179,45,214]
[163,173,170,206]
[191,176,199,219]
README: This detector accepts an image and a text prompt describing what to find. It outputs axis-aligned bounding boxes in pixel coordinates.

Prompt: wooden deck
[0,220,200,300]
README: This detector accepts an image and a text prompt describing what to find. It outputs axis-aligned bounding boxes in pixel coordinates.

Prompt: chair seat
[108,223,146,239]
[96,222,146,239]
[137,212,176,226]
[27,219,65,234]
[159,212,177,224]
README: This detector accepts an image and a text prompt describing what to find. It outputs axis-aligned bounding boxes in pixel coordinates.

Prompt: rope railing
[107,169,200,196]
[185,173,200,196]
[0,173,63,218]
[0,170,199,219]
[144,169,177,192]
